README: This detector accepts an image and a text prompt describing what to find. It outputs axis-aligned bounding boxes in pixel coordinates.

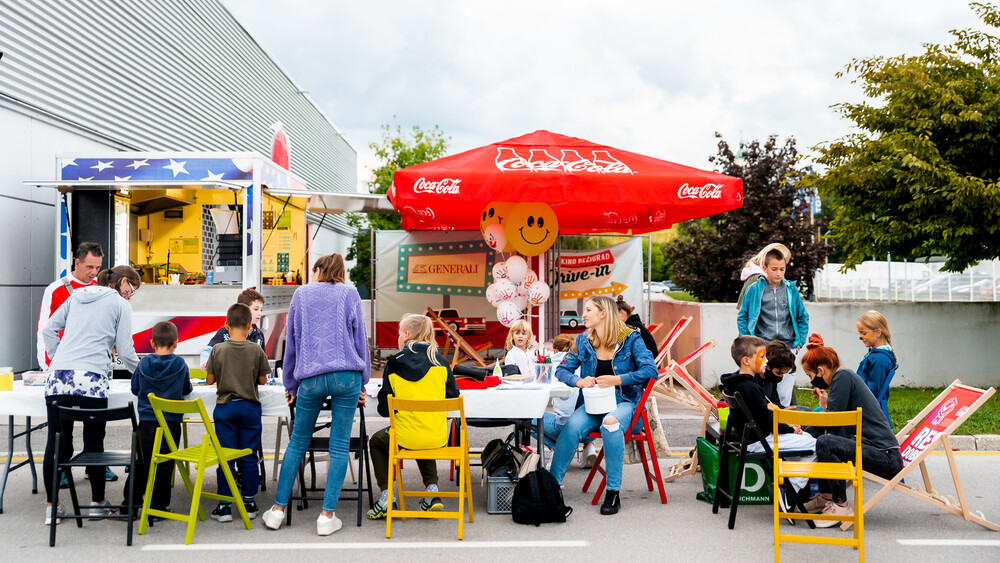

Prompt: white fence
[815,259,1000,302]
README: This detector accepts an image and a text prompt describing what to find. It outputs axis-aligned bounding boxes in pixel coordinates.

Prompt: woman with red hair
[800,334,902,528]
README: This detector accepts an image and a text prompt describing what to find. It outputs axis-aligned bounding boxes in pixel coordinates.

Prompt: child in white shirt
[503,319,537,377]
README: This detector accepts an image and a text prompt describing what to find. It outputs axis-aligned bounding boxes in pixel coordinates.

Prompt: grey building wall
[0,0,357,371]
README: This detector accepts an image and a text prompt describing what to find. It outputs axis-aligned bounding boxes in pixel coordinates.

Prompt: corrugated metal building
[0,0,357,371]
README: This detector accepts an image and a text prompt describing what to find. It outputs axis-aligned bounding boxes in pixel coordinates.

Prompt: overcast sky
[223,1,989,191]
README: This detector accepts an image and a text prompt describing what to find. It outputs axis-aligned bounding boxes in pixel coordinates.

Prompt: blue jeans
[540,412,595,451]
[274,371,362,513]
[214,399,263,498]
[549,401,636,491]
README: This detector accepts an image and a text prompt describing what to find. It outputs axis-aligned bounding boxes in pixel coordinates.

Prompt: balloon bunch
[486,255,551,327]
[481,201,557,327]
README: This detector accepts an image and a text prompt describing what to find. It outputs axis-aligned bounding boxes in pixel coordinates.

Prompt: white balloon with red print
[505,255,528,283]
[497,300,522,327]
[528,281,551,306]
[493,279,517,302]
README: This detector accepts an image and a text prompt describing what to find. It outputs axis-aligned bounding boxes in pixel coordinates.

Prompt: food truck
[33,152,313,365]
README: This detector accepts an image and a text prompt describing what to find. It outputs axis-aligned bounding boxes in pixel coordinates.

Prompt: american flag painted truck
[36,152,313,367]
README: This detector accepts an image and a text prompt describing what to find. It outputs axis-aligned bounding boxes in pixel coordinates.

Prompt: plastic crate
[487,475,515,514]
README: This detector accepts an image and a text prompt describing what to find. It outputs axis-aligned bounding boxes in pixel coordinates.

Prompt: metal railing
[814,259,1000,302]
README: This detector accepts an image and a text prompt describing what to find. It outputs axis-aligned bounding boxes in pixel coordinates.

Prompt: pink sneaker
[815,502,852,528]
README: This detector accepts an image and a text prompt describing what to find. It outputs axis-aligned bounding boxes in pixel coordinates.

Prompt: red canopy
[389,130,743,234]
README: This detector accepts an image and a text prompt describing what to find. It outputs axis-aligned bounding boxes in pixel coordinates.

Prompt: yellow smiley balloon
[480,202,515,252]
[505,202,559,257]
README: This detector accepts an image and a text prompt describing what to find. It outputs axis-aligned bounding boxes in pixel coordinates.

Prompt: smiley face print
[480,202,515,252]
[506,202,559,256]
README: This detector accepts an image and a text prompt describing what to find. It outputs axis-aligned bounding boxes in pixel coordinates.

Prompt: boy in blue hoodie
[122,321,192,514]
[737,247,809,407]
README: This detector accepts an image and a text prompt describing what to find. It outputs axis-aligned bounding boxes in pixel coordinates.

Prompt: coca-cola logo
[413,177,461,195]
[495,147,634,174]
[602,211,638,226]
[403,206,436,220]
[677,182,724,199]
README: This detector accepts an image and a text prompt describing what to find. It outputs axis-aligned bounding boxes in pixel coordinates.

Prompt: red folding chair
[581,376,669,505]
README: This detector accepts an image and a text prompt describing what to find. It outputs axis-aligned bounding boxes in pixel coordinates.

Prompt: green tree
[346,124,449,297]
[664,134,832,302]
[816,2,1000,271]
[641,240,669,281]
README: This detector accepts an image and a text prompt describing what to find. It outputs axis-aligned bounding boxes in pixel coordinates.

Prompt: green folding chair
[137,394,252,544]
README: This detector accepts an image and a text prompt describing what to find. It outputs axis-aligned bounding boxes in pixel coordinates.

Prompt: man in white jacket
[36,242,103,369]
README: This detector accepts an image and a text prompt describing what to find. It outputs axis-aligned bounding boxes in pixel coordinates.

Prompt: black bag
[453,363,522,380]
[511,468,572,525]
[481,438,516,480]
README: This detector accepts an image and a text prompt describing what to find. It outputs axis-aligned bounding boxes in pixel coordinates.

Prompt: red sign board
[898,386,985,465]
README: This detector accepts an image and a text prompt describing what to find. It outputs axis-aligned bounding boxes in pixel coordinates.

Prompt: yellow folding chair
[385,396,474,540]
[772,408,864,562]
[137,394,253,544]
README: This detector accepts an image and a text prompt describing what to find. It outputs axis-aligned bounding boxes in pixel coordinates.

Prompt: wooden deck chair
[652,361,720,482]
[426,307,491,368]
[677,339,716,368]
[839,379,999,532]
[654,316,691,369]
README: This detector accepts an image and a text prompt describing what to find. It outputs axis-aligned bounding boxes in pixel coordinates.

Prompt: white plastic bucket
[582,386,616,414]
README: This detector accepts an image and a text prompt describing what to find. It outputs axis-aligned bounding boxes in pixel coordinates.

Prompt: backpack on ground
[511,468,572,525]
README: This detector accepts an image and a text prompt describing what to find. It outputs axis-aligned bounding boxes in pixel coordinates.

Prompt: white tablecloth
[361,380,571,420]
[0,381,291,418]
[2,379,572,421]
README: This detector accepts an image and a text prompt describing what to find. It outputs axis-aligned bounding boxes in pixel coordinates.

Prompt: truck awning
[26,180,247,191]
[265,189,395,215]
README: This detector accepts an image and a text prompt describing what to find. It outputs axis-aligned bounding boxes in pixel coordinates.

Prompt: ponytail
[97,265,141,291]
[801,333,840,372]
[399,313,440,366]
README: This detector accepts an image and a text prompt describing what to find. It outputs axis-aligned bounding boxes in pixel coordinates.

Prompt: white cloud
[224,0,990,187]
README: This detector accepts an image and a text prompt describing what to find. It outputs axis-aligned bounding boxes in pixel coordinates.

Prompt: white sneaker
[317,513,342,536]
[44,504,66,525]
[88,499,116,520]
[261,507,285,530]
[579,444,598,469]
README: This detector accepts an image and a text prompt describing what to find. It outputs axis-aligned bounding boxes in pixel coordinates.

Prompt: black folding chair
[49,402,139,547]
[285,401,373,527]
[712,389,815,530]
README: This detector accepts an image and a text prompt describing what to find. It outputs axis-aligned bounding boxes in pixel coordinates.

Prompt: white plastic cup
[169,273,180,285]
[582,386,616,414]
[534,363,552,385]
[0,366,13,391]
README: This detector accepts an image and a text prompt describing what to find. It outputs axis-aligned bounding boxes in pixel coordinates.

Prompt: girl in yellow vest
[367,314,460,519]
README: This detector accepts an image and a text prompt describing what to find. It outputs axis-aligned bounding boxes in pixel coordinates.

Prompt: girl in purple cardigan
[262,253,369,536]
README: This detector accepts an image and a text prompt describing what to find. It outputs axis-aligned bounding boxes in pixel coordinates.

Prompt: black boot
[600,490,621,515]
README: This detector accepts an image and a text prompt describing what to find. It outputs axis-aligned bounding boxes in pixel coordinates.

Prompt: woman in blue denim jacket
[552,295,657,515]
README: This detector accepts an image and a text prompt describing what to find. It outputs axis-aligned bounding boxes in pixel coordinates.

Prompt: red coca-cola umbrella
[388,130,743,234]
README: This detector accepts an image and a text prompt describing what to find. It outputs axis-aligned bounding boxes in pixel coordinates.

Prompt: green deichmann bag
[694,436,772,505]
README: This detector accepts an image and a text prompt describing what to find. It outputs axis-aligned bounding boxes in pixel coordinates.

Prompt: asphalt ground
[1,406,999,562]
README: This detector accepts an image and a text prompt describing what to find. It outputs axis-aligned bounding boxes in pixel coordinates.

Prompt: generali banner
[558,238,644,325]
[375,231,509,349]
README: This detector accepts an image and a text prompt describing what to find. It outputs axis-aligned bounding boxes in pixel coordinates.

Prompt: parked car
[644,281,667,294]
[911,273,991,301]
[560,309,583,329]
[971,277,1000,301]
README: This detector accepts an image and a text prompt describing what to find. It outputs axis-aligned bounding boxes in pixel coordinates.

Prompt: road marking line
[143,540,589,551]
[898,539,1000,546]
